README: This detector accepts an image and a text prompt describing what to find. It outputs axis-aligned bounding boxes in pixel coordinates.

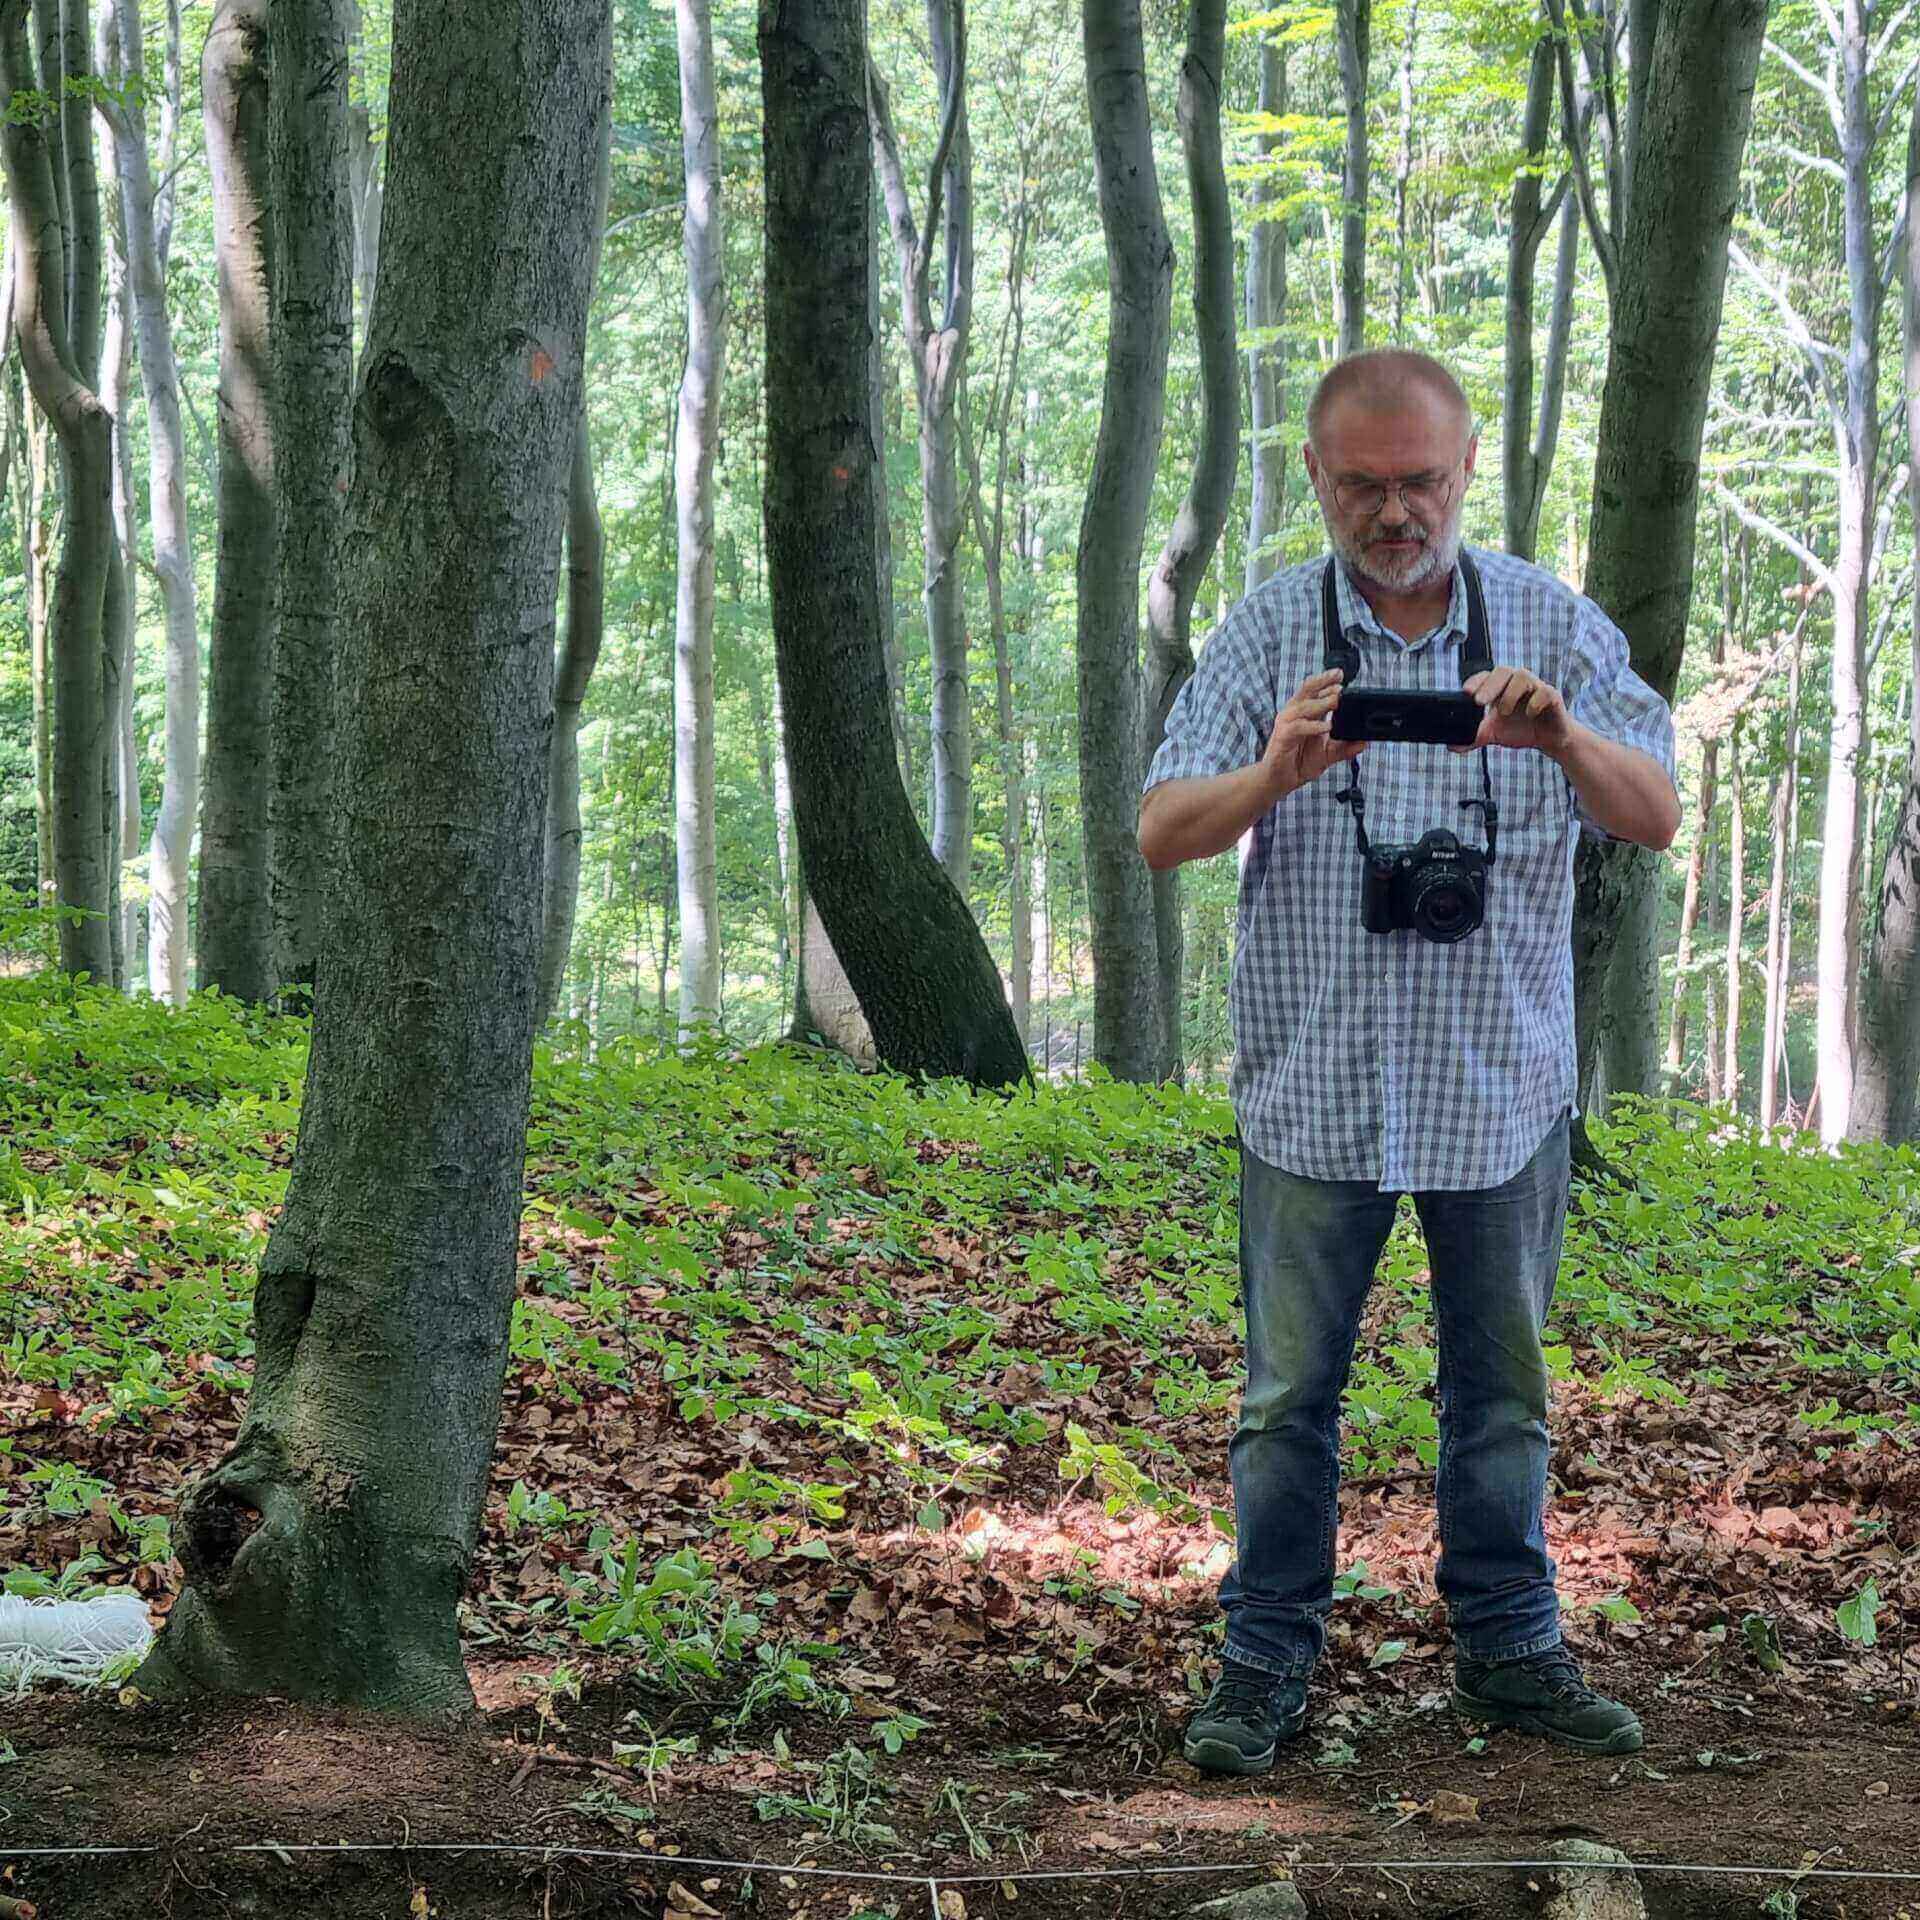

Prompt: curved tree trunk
[1244,36,1287,595]
[201,0,275,1003]
[267,0,355,1006]
[868,3,975,891]
[105,0,199,1006]
[760,0,1026,1089]
[534,90,612,1034]
[1076,0,1172,1084]
[345,1,382,336]
[1141,0,1236,1084]
[132,0,610,1720]
[1,0,114,984]
[1570,0,1766,1128]
[1853,90,1920,1143]
[1333,0,1369,357]
[674,0,724,1029]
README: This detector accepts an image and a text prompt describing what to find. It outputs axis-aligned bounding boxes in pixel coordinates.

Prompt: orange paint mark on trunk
[530,347,556,385]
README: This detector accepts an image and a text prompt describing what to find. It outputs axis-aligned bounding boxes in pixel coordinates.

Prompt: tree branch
[1869,0,1914,72]
[1543,0,1617,293]
[1763,35,1844,141]
[1729,239,1842,413]
[1709,479,1836,593]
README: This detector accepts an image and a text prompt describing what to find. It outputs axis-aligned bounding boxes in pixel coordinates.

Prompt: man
[1139,349,1679,1776]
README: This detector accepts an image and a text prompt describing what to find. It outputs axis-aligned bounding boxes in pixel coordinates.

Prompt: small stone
[1541,1840,1646,1920]
[938,1893,967,1920]
[1190,1880,1309,1920]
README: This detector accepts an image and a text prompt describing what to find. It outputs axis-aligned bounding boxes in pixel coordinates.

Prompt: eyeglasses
[1328,472,1457,520]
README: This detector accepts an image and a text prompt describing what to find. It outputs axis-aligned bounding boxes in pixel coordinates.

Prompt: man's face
[1304,390,1477,595]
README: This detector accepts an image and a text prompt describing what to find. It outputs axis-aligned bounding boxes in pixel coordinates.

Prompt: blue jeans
[1221,1113,1571,1679]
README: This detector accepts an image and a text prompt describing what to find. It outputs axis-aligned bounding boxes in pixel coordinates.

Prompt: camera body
[1360,828,1489,944]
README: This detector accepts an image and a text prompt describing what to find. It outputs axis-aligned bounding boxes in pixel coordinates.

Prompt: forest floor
[4,981,1920,1917]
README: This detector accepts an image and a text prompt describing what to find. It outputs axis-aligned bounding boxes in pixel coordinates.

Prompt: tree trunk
[1853,89,1920,1142]
[1723,712,1746,1104]
[104,0,199,1006]
[868,2,975,891]
[1076,0,1172,1084]
[92,38,132,992]
[132,0,610,1719]
[1141,0,1236,1084]
[958,193,1033,1044]
[201,0,275,1004]
[266,0,356,1007]
[870,185,914,802]
[1503,34,1576,564]
[10,362,55,904]
[674,0,724,1030]
[1759,619,1803,1130]
[1570,0,1766,1125]
[1333,0,1369,356]
[1664,733,1717,1081]
[1,0,114,984]
[535,420,605,1032]
[1244,37,1287,593]
[760,0,1026,1089]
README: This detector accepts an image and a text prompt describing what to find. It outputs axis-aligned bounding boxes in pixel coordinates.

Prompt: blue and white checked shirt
[1143,544,1676,1193]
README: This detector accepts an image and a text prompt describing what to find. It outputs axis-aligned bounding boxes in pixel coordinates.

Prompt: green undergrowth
[3,961,1918,1695]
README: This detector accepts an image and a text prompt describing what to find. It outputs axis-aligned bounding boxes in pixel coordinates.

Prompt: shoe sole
[1183,1709,1308,1776]
[1452,1685,1644,1755]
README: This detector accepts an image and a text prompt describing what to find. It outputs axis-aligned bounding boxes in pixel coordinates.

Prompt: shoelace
[1208,1664,1291,1726]
[1510,1649,1596,1700]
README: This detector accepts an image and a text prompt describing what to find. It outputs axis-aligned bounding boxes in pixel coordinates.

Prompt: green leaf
[1368,1639,1408,1667]
[1836,1580,1880,1647]
[916,1499,944,1533]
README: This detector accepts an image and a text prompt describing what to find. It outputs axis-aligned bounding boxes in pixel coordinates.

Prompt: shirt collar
[1332,550,1470,654]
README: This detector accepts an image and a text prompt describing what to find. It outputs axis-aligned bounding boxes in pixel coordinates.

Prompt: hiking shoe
[1183,1659,1309,1775]
[1453,1646,1643,1754]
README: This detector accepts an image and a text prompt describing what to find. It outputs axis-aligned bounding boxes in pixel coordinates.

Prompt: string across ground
[6,1837,1920,1917]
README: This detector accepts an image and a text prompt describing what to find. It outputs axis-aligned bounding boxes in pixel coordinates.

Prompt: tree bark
[674,0,724,1029]
[200,0,276,1004]
[1664,726,1717,1081]
[2,0,114,983]
[1503,34,1577,564]
[104,0,199,1006]
[132,0,610,1719]
[759,0,1026,1089]
[1244,36,1287,593]
[1854,87,1920,1142]
[1391,0,1415,341]
[1723,711,1746,1104]
[1076,0,1172,1084]
[868,2,975,891]
[1570,0,1766,1125]
[1333,0,1369,356]
[1759,614,1803,1130]
[1141,0,1236,1084]
[266,0,355,1008]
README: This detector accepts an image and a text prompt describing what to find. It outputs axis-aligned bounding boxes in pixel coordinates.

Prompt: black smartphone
[1331,687,1484,747]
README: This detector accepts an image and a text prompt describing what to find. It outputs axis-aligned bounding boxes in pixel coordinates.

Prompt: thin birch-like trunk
[1245,38,1286,591]
[674,0,724,1030]
[105,0,199,1006]
[1723,714,1747,1104]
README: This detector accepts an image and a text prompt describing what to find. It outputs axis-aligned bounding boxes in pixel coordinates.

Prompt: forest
[1,0,1918,1915]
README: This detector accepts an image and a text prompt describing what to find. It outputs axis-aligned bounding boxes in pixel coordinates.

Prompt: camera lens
[1411,868,1482,944]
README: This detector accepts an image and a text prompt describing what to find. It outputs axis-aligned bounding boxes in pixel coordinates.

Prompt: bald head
[1306,349,1473,453]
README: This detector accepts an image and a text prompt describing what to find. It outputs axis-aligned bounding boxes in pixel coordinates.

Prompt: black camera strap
[1324,551,1498,865]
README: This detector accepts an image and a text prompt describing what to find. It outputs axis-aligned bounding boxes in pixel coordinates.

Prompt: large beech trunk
[759,0,1026,1089]
[131,0,611,1719]
[267,0,356,1004]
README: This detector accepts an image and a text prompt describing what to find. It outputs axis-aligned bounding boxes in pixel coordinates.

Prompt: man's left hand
[1457,668,1572,758]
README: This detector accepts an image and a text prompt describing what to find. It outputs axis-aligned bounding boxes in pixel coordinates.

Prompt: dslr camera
[1360,827,1489,944]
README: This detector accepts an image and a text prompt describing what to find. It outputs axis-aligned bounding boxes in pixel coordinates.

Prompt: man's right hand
[1260,669,1367,798]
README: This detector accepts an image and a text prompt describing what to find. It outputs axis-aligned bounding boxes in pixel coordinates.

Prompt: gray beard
[1329,515,1463,595]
